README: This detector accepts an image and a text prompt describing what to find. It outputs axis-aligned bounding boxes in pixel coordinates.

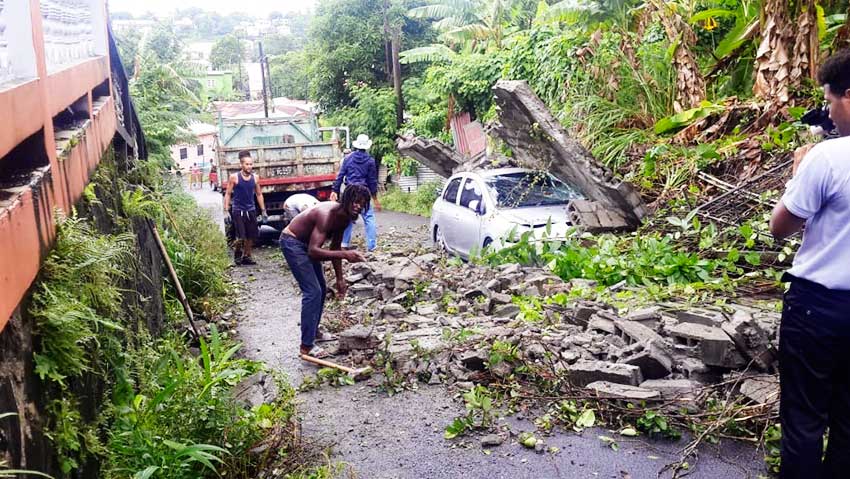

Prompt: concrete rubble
[320,234,781,409]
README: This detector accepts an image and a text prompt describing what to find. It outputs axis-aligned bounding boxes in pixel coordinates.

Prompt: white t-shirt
[782,136,850,289]
[284,193,320,214]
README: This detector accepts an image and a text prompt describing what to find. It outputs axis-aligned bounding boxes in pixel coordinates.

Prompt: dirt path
[226,210,768,479]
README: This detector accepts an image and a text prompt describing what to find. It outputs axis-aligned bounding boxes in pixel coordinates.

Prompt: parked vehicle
[430,168,584,258]
[215,116,348,237]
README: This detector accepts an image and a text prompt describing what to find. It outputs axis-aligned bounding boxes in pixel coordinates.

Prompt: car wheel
[434,225,448,253]
[483,237,493,251]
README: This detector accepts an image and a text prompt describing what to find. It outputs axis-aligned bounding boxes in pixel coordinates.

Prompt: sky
[107,0,315,17]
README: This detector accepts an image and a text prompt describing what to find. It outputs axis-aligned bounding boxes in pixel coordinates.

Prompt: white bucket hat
[352,134,373,150]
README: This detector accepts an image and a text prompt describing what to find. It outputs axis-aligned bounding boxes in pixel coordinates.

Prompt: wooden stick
[148,218,200,339]
[299,354,357,374]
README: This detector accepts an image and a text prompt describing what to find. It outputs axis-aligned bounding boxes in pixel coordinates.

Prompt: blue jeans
[280,235,327,348]
[342,205,377,250]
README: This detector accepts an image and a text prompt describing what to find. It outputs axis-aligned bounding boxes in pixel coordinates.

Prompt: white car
[430,168,585,258]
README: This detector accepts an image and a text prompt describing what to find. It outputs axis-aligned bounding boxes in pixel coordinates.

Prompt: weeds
[380,181,442,217]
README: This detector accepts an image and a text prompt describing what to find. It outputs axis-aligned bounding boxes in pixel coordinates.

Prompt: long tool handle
[300,354,356,374]
[148,218,200,339]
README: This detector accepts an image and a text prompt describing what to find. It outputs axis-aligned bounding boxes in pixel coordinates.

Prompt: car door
[455,177,486,256]
[438,176,464,252]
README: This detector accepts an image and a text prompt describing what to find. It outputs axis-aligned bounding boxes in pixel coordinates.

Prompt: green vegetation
[380,181,442,217]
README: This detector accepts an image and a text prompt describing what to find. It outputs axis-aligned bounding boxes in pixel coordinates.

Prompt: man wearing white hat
[330,134,382,251]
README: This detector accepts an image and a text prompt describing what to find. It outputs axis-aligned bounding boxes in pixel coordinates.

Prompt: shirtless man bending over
[280,184,370,358]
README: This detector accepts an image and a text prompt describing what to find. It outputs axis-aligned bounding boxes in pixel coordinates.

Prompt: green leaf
[575,409,596,429]
[744,252,761,266]
[689,8,736,24]
[444,417,469,439]
[134,466,160,479]
[714,19,757,59]
[620,427,638,437]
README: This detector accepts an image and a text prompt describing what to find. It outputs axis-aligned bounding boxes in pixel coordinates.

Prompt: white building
[170,122,219,172]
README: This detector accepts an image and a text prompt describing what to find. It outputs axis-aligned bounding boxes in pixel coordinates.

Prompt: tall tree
[210,35,245,71]
[753,0,794,104]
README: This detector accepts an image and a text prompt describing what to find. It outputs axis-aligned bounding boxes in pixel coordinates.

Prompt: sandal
[315,330,337,343]
[301,345,330,359]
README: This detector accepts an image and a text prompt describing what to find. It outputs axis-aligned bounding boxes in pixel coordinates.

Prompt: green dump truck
[216,115,349,234]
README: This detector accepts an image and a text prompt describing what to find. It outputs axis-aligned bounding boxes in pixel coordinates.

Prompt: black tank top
[232,173,256,211]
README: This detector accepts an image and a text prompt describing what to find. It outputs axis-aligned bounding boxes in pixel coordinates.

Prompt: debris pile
[325,244,781,408]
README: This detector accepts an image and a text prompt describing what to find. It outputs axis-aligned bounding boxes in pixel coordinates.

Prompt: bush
[381,181,442,217]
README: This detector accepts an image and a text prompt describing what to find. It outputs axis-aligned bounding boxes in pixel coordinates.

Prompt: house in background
[191,70,235,102]
[171,122,219,172]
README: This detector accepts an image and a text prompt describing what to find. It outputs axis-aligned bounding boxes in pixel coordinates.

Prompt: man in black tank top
[224,150,268,265]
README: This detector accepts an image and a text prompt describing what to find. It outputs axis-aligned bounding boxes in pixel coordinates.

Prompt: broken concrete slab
[381,303,406,318]
[676,308,725,327]
[460,350,489,371]
[490,80,647,230]
[614,319,665,347]
[232,372,279,408]
[350,283,376,299]
[338,324,380,352]
[587,314,616,334]
[668,322,746,368]
[480,434,504,447]
[621,343,673,380]
[568,360,643,387]
[493,304,520,318]
[640,379,701,399]
[586,381,661,400]
[721,314,777,371]
[396,135,463,178]
[740,375,780,405]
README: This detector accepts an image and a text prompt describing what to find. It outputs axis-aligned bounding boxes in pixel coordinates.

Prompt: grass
[381,181,442,217]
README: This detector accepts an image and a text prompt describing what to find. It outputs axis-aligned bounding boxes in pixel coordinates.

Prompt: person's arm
[307,216,365,263]
[329,229,346,298]
[254,174,267,216]
[369,158,381,211]
[769,146,830,240]
[331,160,347,201]
[223,174,235,212]
[769,202,806,240]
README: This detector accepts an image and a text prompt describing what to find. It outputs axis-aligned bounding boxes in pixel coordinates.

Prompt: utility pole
[383,0,393,81]
[391,26,404,127]
[258,41,269,118]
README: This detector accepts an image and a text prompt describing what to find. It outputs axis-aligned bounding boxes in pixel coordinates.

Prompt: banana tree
[648,0,706,112]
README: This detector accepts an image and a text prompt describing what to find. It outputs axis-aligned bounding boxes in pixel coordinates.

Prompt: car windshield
[484,172,583,208]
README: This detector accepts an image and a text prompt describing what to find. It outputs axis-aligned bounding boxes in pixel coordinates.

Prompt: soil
[189,185,768,478]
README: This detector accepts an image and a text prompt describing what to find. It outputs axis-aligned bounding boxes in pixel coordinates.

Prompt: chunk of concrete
[460,350,489,371]
[621,342,673,380]
[587,314,616,334]
[640,379,701,399]
[668,322,746,368]
[586,381,660,400]
[721,314,777,371]
[490,80,646,229]
[350,283,376,299]
[381,303,406,318]
[480,434,504,447]
[233,372,279,408]
[493,304,520,318]
[615,319,665,346]
[568,360,643,387]
[338,324,379,352]
[740,375,779,405]
[676,308,724,327]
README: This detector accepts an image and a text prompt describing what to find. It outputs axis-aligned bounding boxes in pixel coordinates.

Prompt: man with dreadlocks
[280,184,370,358]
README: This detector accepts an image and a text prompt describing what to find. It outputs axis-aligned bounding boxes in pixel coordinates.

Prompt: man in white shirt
[770,50,850,478]
[283,193,320,226]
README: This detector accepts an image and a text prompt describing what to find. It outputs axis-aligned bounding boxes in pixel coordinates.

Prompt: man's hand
[330,191,339,202]
[261,210,269,223]
[373,197,382,212]
[792,144,815,177]
[336,279,348,299]
[224,212,232,225]
[342,250,366,263]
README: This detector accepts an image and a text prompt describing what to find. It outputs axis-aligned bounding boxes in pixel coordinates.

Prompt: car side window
[459,179,484,213]
[443,178,462,204]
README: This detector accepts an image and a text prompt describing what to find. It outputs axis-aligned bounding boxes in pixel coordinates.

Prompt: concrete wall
[0,146,164,475]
